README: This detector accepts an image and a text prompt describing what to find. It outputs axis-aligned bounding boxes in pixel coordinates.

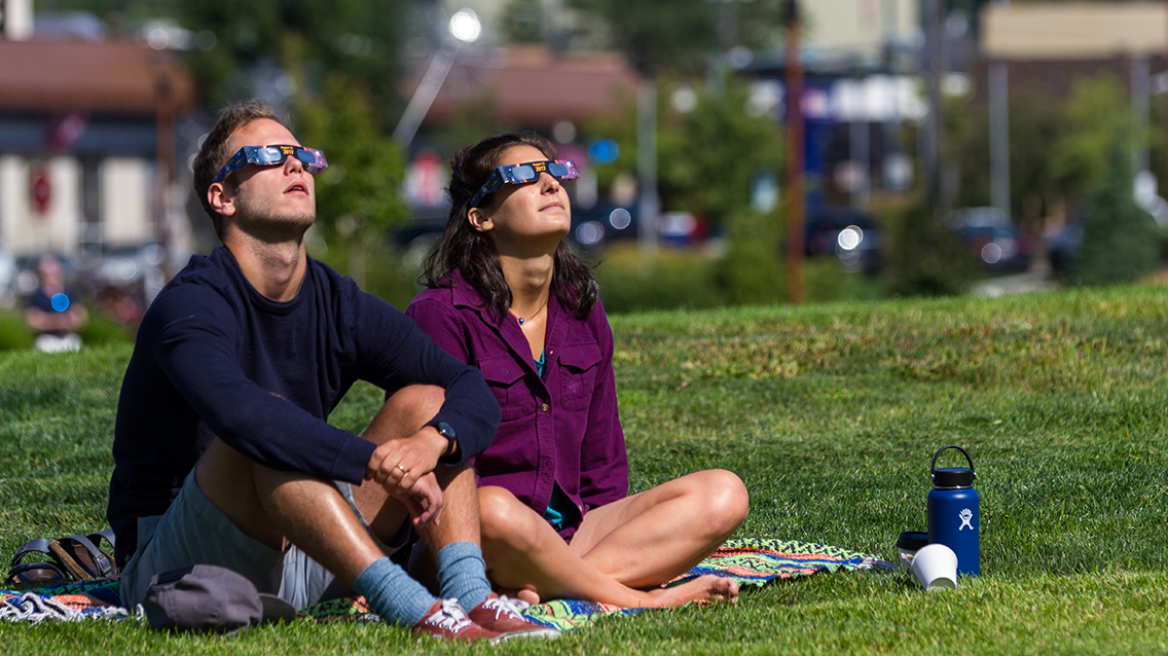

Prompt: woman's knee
[478,486,539,549]
[694,469,750,531]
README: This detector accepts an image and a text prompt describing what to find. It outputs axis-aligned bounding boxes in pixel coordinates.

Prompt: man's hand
[402,472,443,526]
[365,425,447,500]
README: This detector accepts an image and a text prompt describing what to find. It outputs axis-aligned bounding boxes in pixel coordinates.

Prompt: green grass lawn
[2,284,1168,654]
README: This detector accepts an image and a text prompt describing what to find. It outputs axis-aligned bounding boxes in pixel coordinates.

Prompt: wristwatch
[432,421,459,464]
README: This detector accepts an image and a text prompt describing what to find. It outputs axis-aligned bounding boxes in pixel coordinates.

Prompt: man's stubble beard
[233,194,317,244]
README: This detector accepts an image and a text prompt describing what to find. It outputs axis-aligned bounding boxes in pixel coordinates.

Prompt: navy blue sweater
[107,247,500,566]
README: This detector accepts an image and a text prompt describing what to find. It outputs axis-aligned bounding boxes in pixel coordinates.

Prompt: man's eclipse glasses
[212,145,328,184]
[468,160,579,209]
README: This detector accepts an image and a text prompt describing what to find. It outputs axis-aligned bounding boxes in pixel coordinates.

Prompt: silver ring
[396,465,408,473]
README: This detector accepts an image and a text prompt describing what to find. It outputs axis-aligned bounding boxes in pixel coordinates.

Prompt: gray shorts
[119,468,409,610]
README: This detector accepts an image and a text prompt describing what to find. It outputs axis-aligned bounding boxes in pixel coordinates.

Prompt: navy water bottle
[927,445,980,576]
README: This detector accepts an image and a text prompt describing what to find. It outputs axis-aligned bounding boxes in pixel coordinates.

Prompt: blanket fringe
[1,592,131,624]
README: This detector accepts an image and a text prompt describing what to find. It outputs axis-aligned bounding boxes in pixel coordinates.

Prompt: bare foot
[496,586,542,606]
[644,575,738,608]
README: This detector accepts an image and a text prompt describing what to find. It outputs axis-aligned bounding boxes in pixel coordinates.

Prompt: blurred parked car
[804,207,884,274]
[946,207,1035,272]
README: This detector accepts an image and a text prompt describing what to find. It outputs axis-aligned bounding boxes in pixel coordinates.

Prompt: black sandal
[48,529,118,581]
[5,538,69,585]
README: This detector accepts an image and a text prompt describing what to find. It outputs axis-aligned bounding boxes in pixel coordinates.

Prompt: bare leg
[350,385,444,539]
[572,469,750,588]
[352,385,482,550]
[196,437,385,586]
[479,485,741,608]
[195,384,477,587]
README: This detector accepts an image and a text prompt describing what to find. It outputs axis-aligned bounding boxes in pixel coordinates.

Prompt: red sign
[31,166,52,215]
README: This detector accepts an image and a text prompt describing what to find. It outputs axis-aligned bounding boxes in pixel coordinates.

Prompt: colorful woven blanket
[1,538,878,629]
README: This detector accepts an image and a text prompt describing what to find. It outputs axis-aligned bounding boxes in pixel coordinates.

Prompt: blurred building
[974,2,1167,101]
[733,0,927,214]
[801,0,921,70]
[972,2,1168,223]
[414,45,639,130]
[400,42,641,227]
[0,0,197,261]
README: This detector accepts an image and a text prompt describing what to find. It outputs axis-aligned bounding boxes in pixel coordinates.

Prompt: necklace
[516,294,549,326]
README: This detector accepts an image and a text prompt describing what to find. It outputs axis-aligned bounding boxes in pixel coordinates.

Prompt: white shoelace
[479,595,531,621]
[424,599,473,633]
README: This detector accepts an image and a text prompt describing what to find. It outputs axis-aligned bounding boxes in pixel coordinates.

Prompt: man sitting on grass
[106,101,555,641]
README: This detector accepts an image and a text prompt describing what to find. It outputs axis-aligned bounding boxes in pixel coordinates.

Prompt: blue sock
[435,542,491,609]
[352,556,436,627]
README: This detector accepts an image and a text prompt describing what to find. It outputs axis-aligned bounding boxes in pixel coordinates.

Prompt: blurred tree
[658,75,785,227]
[582,76,783,228]
[566,0,785,73]
[295,75,409,286]
[1051,75,1129,207]
[566,0,717,72]
[947,90,1066,232]
[500,0,545,44]
[885,199,975,297]
[947,74,1132,233]
[715,206,786,306]
[178,0,408,128]
[48,0,409,129]
[1070,131,1162,287]
[429,92,516,162]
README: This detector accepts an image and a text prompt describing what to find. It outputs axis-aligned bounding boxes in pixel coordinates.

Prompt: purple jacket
[406,274,628,539]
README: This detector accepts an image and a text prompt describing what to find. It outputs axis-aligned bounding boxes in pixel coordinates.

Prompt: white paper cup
[911,543,958,591]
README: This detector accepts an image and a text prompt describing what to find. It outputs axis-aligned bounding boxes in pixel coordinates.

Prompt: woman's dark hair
[421,132,598,321]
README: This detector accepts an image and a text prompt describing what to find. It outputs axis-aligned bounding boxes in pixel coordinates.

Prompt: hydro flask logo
[958,508,973,531]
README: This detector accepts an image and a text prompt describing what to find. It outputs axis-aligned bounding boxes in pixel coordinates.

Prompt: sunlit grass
[3,284,1167,653]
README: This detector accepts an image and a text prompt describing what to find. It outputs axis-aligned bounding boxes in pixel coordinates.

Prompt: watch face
[436,421,457,461]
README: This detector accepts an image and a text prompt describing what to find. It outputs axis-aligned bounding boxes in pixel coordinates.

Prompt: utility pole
[637,79,659,265]
[988,60,1009,219]
[784,0,804,305]
[923,0,944,211]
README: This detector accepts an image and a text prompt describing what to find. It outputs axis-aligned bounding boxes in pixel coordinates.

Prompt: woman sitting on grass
[405,132,750,608]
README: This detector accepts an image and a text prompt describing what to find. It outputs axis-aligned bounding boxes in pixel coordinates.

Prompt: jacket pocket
[557,344,601,411]
[480,355,529,420]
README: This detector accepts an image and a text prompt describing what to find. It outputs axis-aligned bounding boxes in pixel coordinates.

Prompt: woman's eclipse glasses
[468,160,579,209]
[212,145,328,184]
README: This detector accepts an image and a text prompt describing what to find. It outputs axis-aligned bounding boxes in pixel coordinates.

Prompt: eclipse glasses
[468,160,579,209]
[212,145,328,184]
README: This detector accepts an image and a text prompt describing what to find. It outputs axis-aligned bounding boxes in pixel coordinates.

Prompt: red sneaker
[411,599,499,641]
[466,595,560,640]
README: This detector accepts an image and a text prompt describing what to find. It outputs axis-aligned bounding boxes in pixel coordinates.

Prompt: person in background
[107,103,556,641]
[25,253,87,352]
[406,132,750,608]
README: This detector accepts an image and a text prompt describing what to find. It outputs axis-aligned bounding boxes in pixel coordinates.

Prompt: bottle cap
[932,467,975,487]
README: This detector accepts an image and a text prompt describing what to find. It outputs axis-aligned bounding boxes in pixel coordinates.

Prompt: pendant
[518,317,525,325]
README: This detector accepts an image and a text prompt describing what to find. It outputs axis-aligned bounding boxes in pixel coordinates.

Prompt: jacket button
[541,403,549,412]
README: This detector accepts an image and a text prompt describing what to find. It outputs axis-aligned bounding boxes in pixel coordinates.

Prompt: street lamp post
[393,8,481,147]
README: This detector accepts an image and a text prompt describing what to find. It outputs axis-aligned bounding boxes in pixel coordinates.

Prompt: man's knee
[365,384,446,444]
[385,384,445,415]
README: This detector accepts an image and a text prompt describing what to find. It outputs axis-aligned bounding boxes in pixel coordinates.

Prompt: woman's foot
[644,574,738,608]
